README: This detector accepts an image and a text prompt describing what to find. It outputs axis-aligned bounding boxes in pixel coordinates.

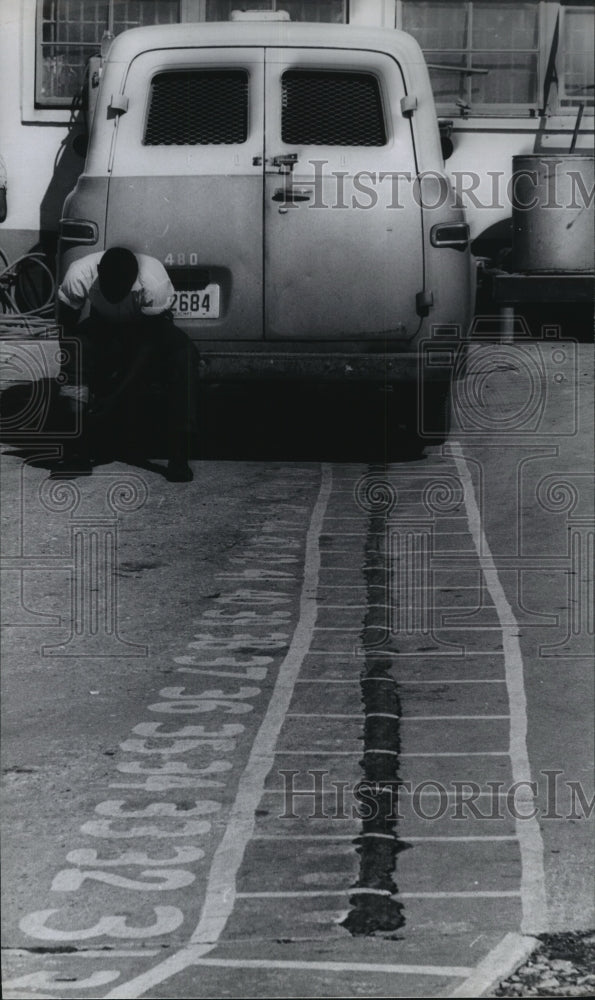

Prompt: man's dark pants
[59,312,199,462]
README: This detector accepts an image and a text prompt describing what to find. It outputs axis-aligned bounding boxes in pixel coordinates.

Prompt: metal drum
[512,154,594,273]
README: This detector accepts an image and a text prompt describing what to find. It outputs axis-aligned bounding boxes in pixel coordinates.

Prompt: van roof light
[230,10,290,20]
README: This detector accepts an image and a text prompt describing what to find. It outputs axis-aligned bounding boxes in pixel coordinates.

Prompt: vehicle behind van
[58,19,473,443]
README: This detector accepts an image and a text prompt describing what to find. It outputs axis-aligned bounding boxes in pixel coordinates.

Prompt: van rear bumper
[196,351,461,383]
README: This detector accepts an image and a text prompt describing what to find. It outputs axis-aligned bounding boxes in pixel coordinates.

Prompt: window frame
[396,0,546,117]
[142,68,250,146]
[280,68,388,146]
[31,0,183,115]
[35,0,108,110]
[557,3,595,108]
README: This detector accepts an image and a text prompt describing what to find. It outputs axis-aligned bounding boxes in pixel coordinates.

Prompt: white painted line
[286,713,363,719]
[251,834,376,841]
[273,750,360,755]
[401,715,510,721]
[445,932,538,998]
[295,678,361,683]
[190,957,473,977]
[102,465,334,1000]
[295,678,506,684]
[3,949,163,958]
[250,834,518,842]
[284,712,504,722]
[313,627,365,631]
[236,890,521,899]
[402,836,518,842]
[315,749,513,758]
[306,651,507,659]
[399,680,507,684]
[450,441,548,935]
[399,752,509,757]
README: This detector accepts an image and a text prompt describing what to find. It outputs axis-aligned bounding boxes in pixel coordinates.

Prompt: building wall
[1,0,81,260]
[0,0,593,267]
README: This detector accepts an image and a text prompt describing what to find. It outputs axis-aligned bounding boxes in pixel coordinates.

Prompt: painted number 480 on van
[171,286,220,319]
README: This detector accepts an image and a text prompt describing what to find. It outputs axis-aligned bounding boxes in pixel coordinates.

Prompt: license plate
[171,285,220,319]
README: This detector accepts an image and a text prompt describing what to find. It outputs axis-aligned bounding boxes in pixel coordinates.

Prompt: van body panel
[59,21,472,383]
[263,47,422,340]
[59,178,107,275]
[105,176,263,339]
[105,47,265,340]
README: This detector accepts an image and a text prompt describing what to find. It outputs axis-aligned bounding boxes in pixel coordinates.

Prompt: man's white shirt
[58,252,175,321]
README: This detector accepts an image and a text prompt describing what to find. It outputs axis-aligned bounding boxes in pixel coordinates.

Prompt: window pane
[281,70,386,145]
[471,52,538,104]
[39,0,180,104]
[562,8,595,104]
[472,3,538,50]
[144,70,249,144]
[401,2,468,50]
[114,0,180,32]
[424,51,468,104]
[401,1,540,108]
[205,0,345,20]
[40,46,91,100]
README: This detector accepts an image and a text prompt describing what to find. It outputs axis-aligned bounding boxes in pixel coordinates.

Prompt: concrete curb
[445,932,539,998]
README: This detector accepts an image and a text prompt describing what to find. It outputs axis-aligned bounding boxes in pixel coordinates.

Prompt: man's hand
[58,302,82,332]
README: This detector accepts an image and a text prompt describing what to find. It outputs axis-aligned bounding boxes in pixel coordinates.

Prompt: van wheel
[417,381,452,446]
[386,381,452,456]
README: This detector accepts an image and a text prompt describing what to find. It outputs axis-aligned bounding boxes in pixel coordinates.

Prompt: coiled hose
[0,248,58,339]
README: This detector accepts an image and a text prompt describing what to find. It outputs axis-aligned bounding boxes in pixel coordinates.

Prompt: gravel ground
[491,931,595,997]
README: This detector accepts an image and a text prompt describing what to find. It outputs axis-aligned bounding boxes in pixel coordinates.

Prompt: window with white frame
[397,0,543,114]
[398,0,595,115]
[559,4,594,106]
[36,0,181,107]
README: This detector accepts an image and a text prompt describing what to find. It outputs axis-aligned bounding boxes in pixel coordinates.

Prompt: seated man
[54,246,198,482]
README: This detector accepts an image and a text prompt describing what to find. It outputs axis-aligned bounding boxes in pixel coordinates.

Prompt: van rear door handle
[271,153,298,173]
[272,187,311,203]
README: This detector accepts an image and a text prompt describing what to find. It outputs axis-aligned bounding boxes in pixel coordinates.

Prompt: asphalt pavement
[1,340,593,999]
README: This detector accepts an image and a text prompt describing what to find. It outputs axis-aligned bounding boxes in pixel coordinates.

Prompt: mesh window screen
[144,70,249,145]
[281,71,386,145]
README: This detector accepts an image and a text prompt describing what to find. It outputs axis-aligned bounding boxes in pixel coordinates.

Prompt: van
[58,17,473,443]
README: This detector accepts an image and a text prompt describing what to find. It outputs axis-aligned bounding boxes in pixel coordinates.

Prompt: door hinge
[416,290,434,316]
[109,93,129,114]
[400,95,418,116]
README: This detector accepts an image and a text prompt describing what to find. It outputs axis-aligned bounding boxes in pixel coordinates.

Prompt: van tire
[417,380,452,446]
[389,380,452,451]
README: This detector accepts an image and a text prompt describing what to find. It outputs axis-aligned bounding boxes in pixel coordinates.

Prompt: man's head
[98,247,139,303]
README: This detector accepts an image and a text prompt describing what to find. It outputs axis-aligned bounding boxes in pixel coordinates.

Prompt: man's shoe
[50,454,93,479]
[166,460,193,482]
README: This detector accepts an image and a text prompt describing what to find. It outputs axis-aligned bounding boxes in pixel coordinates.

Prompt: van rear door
[105,42,422,344]
[263,48,423,341]
[105,48,265,340]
